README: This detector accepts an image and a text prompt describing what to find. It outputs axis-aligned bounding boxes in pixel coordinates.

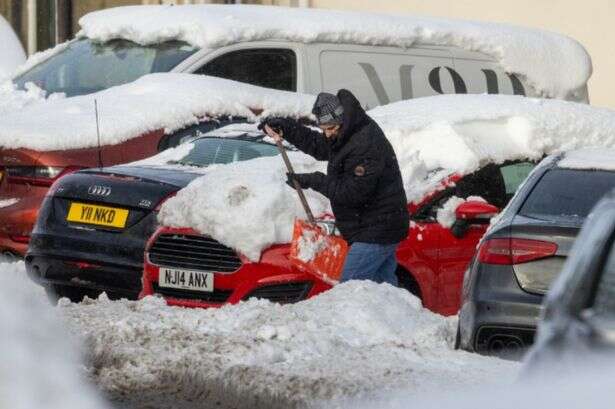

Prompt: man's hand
[264,124,283,143]
[285,172,326,190]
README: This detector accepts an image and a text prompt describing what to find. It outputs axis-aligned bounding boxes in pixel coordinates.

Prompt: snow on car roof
[159,94,615,260]
[557,148,615,171]
[78,4,591,100]
[0,73,315,151]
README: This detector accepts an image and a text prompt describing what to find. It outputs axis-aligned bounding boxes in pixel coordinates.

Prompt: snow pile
[78,4,590,99]
[0,15,25,78]
[161,94,615,259]
[558,147,615,171]
[436,196,485,228]
[0,73,314,151]
[370,94,615,203]
[60,281,517,408]
[159,152,329,261]
[0,262,107,409]
[0,81,64,116]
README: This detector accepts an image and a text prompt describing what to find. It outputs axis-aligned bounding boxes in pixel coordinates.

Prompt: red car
[0,74,312,259]
[142,160,534,315]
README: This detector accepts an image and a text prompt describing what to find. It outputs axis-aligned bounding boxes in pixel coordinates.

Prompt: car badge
[87,185,111,197]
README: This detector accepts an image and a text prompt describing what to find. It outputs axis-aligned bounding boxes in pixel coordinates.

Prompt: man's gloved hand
[286,172,325,190]
[258,117,295,137]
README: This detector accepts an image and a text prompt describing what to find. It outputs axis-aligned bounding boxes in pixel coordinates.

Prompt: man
[260,89,409,286]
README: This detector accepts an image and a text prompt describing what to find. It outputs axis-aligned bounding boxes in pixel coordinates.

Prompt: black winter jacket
[282,89,409,244]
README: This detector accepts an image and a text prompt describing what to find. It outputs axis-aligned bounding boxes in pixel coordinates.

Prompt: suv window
[197,48,297,91]
[519,169,615,222]
[14,39,197,97]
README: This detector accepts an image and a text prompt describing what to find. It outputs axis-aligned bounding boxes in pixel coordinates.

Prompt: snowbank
[0,262,107,409]
[160,94,615,259]
[78,4,591,100]
[0,81,64,116]
[60,280,517,408]
[0,15,25,79]
[159,152,329,261]
[0,73,314,151]
[557,147,615,171]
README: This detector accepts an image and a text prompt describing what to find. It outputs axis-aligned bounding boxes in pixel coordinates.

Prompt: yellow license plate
[66,202,129,228]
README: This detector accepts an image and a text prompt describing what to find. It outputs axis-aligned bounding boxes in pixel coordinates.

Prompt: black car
[524,187,615,374]
[25,123,281,301]
[458,149,615,356]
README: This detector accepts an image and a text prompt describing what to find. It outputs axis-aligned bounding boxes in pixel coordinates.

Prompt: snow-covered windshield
[519,169,615,222]
[171,137,279,167]
[13,39,197,97]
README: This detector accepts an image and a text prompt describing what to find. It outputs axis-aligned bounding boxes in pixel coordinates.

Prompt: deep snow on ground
[0,262,107,409]
[79,4,591,99]
[58,278,517,408]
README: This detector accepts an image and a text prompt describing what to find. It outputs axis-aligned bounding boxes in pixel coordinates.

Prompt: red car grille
[152,283,232,303]
[148,234,242,272]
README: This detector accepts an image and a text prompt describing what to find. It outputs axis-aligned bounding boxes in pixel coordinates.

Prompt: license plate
[158,267,214,292]
[66,202,129,228]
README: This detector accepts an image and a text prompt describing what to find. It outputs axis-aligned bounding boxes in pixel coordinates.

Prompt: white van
[13,5,591,106]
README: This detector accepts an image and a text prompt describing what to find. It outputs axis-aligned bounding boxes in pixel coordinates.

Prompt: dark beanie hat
[312,92,344,125]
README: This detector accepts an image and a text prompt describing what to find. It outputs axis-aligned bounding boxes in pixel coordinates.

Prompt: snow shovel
[266,125,348,285]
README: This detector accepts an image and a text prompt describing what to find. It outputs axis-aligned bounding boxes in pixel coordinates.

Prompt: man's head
[312,92,343,139]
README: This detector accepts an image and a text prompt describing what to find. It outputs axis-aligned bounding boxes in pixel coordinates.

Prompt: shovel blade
[289,219,348,285]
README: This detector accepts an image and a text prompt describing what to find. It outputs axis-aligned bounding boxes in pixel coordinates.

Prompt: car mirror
[455,200,499,222]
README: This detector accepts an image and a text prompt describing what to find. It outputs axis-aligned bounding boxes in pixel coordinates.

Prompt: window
[14,39,197,97]
[197,48,297,91]
[174,138,279,167]
[519,169,615,222]
[158,117,250,151]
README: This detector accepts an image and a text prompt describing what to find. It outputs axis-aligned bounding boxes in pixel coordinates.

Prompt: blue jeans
[340,242,399,286]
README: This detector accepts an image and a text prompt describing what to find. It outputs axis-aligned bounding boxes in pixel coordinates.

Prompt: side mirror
[455,200,499,221]
[451,201,499,239]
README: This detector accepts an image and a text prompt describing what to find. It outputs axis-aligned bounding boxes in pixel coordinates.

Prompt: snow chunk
[60,281,517,407]
[0,262,107,409]
[0,74,314,151]
[79,4,591,99]
[0,15,25,79]
[558,147,615,171]
[159,152,329,261]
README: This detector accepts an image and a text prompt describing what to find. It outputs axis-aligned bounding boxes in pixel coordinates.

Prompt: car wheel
[396,267,422,300]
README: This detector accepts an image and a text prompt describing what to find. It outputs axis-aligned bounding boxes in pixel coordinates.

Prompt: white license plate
[158,267,214,292]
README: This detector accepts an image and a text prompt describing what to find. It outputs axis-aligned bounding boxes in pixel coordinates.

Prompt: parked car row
[1,4,611,363]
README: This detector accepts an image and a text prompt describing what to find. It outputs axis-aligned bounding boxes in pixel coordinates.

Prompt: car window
[14,39,197,97]
[519,169,615,222]
[500,162,535,198]
[157,117,249,151]
[196,48,297,91]
[174,138,279,167]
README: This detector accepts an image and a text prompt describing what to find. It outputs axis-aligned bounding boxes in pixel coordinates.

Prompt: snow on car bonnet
[0,74,315,151]
[159,94,615,260]
[557,148,615,171]
[79,4,591,100]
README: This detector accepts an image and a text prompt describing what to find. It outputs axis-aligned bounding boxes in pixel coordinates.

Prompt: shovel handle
[272,134,316,224]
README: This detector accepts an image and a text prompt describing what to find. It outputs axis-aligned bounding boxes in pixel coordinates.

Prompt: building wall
[309,0,614,109]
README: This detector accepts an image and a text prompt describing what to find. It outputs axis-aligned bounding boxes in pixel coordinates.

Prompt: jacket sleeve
[309,144,385,206]
[283,123,331,161]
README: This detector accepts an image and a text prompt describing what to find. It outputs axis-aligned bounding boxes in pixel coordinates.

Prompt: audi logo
[87,185,112,196]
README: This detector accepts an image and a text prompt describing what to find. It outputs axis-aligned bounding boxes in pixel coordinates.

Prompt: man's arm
[262,118,331,161]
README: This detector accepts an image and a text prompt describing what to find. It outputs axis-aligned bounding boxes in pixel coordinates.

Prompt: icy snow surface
[78,4,591,99]
[0,15,26,79]
[160,94,615,259]
[59,279,517,408]
[0,262,107,409]
[0,81,64,116]
[0,74,314,151]
[557,147,615,171]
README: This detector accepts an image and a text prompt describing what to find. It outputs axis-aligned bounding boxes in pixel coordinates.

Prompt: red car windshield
[14,38,197,97]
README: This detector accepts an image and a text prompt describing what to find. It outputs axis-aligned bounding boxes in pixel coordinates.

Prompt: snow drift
[0,73,314,151]
[160,94,615,260]
[60,280,517,408]
[78,4,591,100]
[0,262,107,409]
